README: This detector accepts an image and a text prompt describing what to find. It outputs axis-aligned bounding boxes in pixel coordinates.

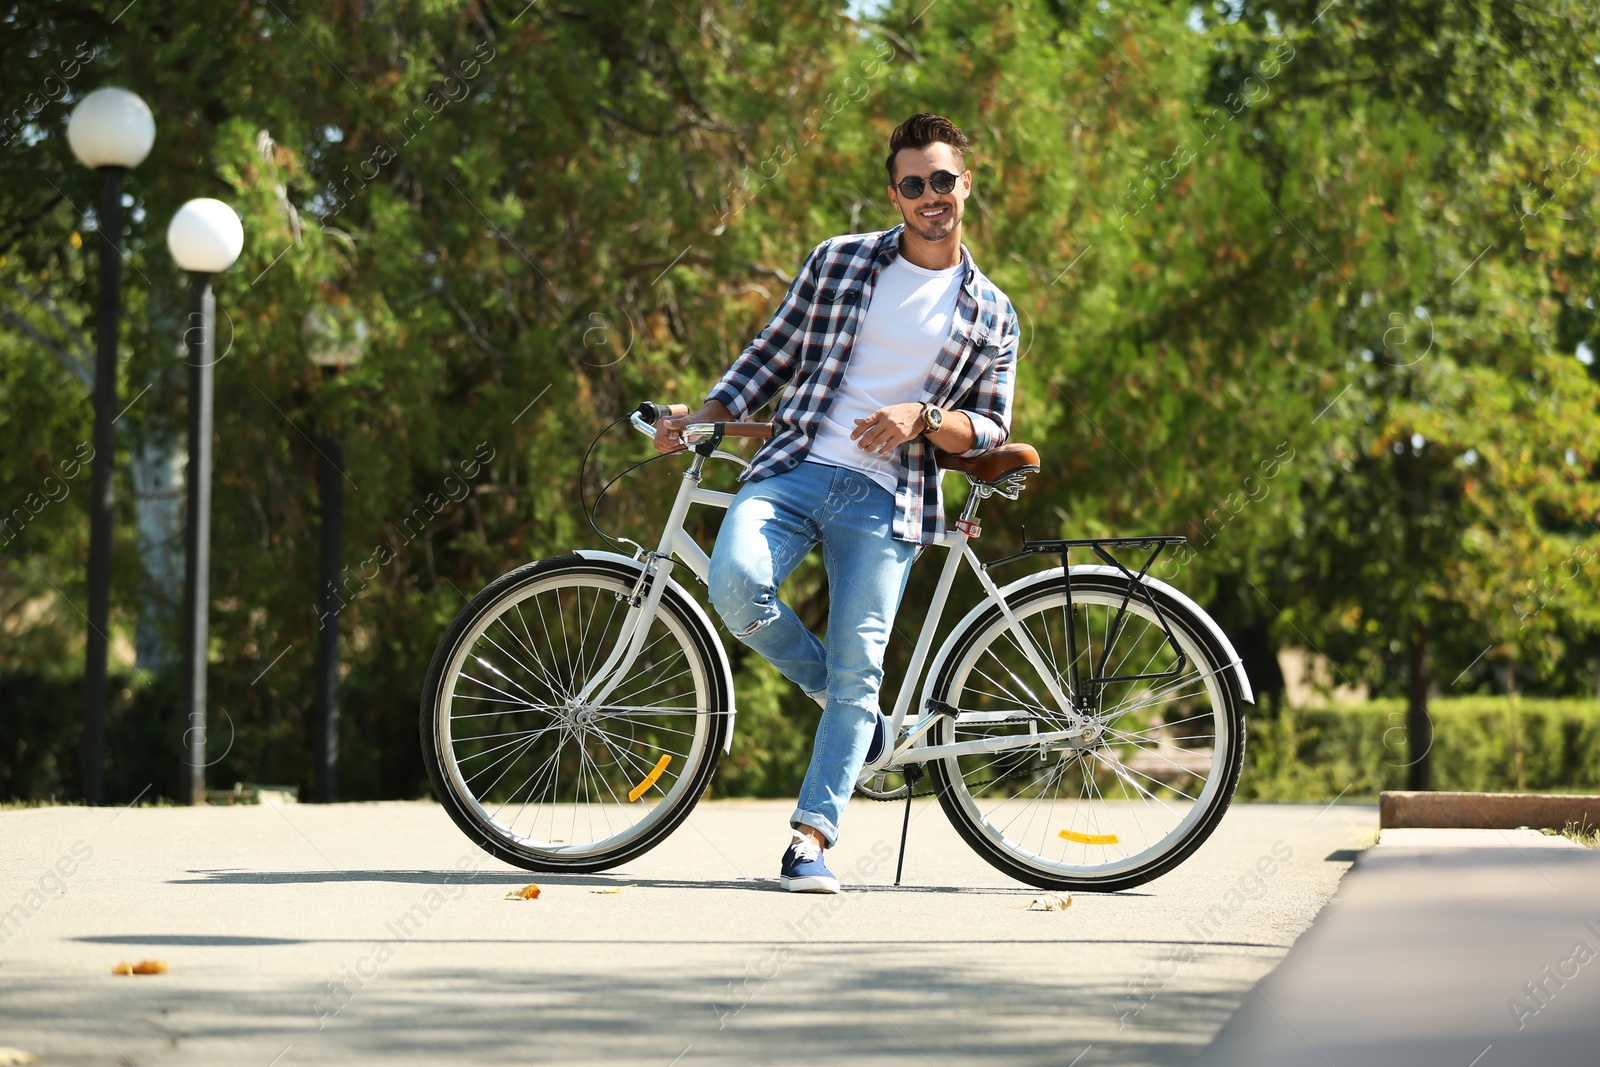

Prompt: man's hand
[654,400,734,454]
[850,402,926,457]
[852,403,979,456]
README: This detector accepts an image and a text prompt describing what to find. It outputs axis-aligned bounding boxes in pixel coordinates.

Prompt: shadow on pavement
[168,868,1153,896]
[15,951,1255,1066]
[75,932,1285,949]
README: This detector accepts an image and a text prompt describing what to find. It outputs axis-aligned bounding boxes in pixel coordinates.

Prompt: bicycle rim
[929,575,1244,890]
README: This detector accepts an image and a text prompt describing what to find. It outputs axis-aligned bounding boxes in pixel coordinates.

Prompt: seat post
[958,478,986,524]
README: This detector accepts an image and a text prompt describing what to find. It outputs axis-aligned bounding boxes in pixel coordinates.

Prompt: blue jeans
[707,461,916,847]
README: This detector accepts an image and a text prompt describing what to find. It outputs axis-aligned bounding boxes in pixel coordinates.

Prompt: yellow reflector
[1059,830,1119,845]
[627,754,672,802]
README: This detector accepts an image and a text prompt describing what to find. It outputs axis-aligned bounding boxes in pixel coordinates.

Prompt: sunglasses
[892,169,962,199]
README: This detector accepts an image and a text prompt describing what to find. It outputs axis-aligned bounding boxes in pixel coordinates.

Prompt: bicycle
[420,403,1254,891]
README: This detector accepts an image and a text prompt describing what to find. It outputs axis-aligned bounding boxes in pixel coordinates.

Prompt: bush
[0,669,183,804]
[0,670,82,800]
[1242,697,1600,801]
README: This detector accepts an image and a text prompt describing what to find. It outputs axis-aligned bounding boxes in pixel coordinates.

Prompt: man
[655,113,1019,893]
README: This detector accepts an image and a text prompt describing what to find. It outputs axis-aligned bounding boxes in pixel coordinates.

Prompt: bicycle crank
[855,768,911,802]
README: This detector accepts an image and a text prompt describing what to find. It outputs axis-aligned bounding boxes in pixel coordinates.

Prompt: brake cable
[578,412,688,558]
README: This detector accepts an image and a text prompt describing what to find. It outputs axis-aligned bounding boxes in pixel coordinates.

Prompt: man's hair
[885,113,970,182]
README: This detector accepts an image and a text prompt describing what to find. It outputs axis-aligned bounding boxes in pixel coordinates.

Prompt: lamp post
[167,199,244,805]
[67,87,155,806]
[303,305,366,803]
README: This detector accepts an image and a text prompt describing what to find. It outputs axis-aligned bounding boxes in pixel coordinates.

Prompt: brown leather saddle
[935,443,1041,487]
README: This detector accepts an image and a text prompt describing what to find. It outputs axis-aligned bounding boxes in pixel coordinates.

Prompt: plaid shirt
[708,224,1020,544]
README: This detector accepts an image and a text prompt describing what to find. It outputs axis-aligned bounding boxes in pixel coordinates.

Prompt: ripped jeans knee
[707,561,780,640]
[728,609,775,639]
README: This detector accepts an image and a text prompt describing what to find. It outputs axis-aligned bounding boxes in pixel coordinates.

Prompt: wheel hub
[1060,715,1109,752]
[556,701,598,729]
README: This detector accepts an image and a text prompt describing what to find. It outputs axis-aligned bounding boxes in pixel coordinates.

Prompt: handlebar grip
[636,402,690,425]
[717,422,774,440]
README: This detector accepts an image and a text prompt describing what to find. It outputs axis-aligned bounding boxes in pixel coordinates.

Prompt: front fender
[574,549,738,753]
[917,564,1255,719]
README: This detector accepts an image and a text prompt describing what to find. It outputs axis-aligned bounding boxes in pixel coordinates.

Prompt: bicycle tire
[420,554,730,872]
[926,572,1246,892]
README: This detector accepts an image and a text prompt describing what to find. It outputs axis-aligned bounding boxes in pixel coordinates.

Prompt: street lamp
[67,87,155,806]
[167,198,244,805]
[303,303,366,803]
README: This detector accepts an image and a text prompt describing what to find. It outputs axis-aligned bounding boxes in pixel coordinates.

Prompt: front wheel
[420,555,729,872]
[926,572,1246,892]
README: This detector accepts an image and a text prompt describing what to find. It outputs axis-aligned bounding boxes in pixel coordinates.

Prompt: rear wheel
[926,572,1246,891]
[420,556,729,872]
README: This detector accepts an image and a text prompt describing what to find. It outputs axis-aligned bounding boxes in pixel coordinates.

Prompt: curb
[1379,790,1600,830]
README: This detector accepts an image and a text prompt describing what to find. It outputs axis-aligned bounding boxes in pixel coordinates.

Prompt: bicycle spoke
[495,607,568,698]
[1106,616,1157,681]
[455,723,565,762]
[1095,748,1199,804]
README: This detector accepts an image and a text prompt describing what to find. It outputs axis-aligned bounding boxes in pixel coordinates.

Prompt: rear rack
[988,535,1189,713]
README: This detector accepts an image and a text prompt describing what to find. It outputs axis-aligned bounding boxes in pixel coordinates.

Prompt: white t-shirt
[808,255,963,494]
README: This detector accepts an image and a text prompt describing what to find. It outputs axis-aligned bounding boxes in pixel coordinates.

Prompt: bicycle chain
[858,759,1041,801]
[857,705,1084,801]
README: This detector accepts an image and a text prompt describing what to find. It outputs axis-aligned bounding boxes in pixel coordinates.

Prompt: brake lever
[630,416,748,469]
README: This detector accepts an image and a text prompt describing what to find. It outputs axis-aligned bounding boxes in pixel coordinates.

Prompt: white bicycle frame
[569,413,1095,770]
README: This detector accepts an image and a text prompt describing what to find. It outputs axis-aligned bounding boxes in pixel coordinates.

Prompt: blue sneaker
[780,837,840,893]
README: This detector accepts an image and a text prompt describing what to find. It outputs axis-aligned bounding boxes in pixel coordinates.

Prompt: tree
[3,0,1597,802]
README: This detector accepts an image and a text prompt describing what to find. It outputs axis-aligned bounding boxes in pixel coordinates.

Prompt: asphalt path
[0,799,1375,1066]
[1196,827,1600,1066]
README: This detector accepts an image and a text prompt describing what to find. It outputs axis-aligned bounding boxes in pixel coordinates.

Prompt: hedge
[6,668,1599,805]
[1242,698,1600,801]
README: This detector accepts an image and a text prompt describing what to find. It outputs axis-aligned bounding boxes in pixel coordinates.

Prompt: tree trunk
[129,274,188,679]
[132,429,184,674]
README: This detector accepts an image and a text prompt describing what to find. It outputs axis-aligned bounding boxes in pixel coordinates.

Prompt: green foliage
[0,668,182,801]
[2,0,1598,801]
[1242,698,1600,800]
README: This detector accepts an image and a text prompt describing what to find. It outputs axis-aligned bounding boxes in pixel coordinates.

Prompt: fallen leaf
[112,959,169,975]
[1004,894,1072,912]
[505,883,541,900]
[591,884,638,895]
[0,1047,38,1065]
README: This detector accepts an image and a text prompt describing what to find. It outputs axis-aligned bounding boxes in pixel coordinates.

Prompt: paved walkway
[1197,827,1600,1066]
[0,799,1374,1066]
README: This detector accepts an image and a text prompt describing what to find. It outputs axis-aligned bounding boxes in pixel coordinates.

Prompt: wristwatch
[920,403,945,436]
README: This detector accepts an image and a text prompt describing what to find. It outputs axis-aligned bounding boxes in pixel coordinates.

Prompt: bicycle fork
[572,454,709,712]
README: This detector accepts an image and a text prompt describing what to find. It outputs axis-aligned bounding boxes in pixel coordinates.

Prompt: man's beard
[903,200,959,242]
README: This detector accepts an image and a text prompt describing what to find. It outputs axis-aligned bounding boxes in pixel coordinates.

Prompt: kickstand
[894,764,923,887]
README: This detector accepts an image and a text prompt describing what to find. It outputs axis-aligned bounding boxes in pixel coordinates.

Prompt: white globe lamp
[67,87,155,170]
[167,199,244,274]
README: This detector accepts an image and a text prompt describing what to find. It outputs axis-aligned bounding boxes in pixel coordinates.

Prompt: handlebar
[631,401,774,445]
[634,401,689,425]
